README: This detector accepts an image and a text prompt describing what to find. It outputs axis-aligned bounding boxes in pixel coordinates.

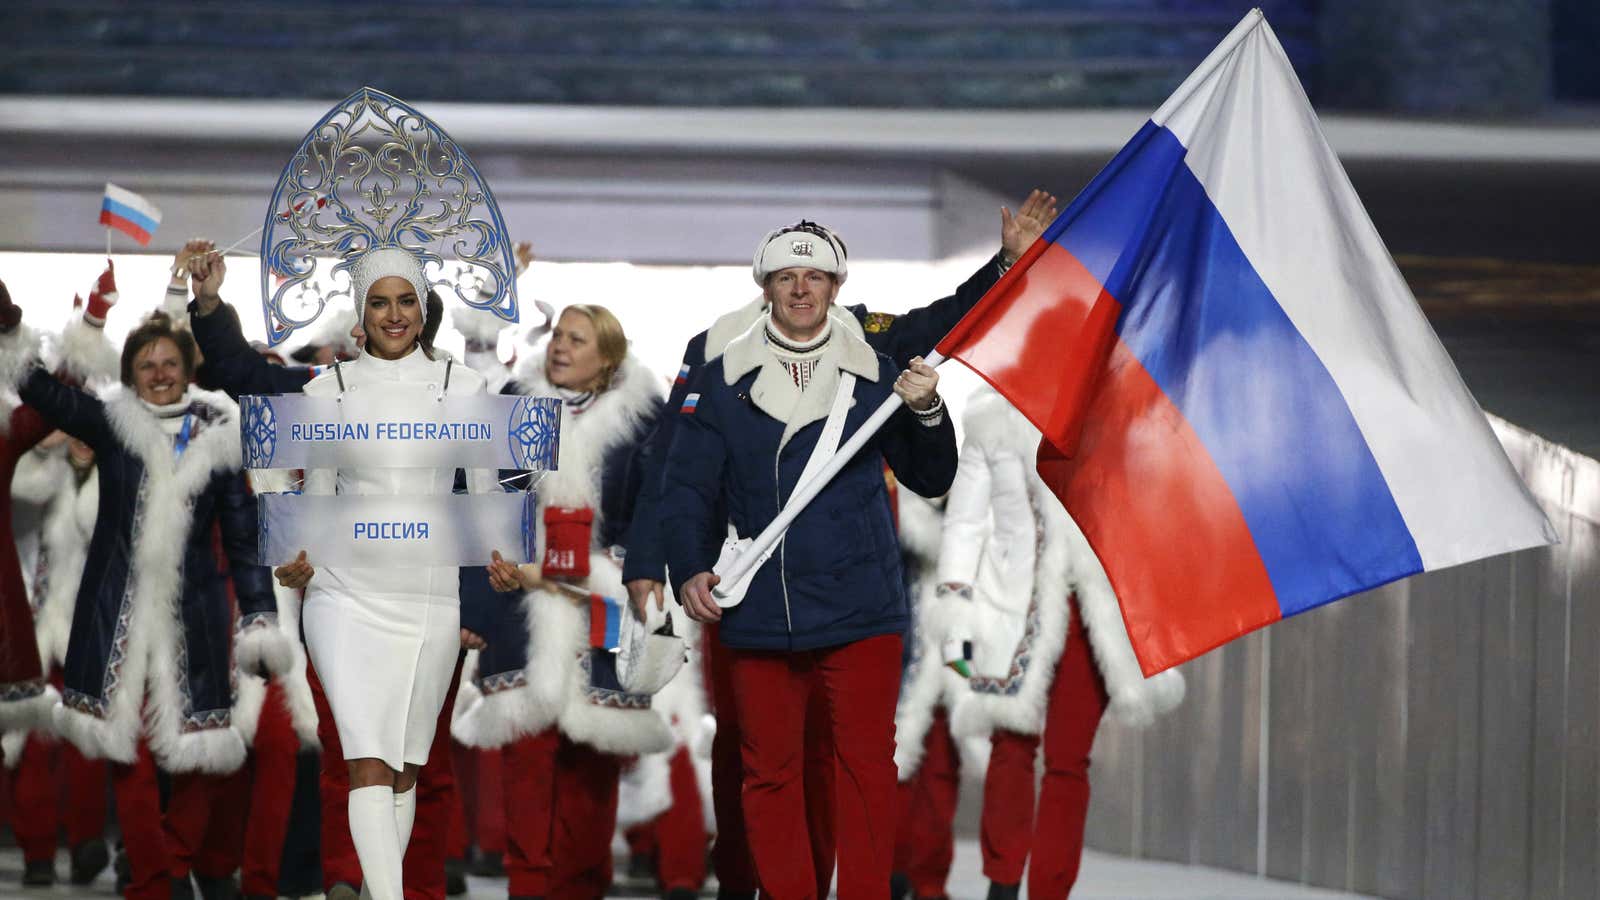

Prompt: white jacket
[301,347,496,604]
[945,388,1185,736]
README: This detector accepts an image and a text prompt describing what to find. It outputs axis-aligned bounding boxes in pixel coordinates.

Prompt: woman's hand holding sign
[274,550,315,589]
[487,550,524,593]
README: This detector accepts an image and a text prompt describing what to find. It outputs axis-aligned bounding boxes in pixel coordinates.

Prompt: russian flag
[99,183,162,246]
[936,11,1557,675]
[588,593,624,650]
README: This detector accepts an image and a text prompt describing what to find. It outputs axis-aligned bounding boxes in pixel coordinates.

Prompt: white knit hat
[752,221,848,286]
[348,246,429,308]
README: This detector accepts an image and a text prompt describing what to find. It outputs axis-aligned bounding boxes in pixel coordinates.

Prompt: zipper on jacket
[775,446,792,634]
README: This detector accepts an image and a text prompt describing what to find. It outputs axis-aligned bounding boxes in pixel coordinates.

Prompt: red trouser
[308,652,465,900]
[449,744,507,859]
[705,624,836,896]
[112,740,222,900]
[547,735,622,900]
[729,634,902,900]
[239,681,303,896]
[8,732,108,862]
[892,708,960,899]
[501,728,559,896]
[979,605,1109,899]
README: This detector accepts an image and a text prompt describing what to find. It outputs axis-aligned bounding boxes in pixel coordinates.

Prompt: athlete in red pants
[893,709,961,900]
[703,623,835,899]
[979,607,1109,900]
[111,741,222,900]
[623,745,710,898]
[547,736,622,900]
[308,653,466,900]
[241,681,305,900]
[7,732,109,884]
[727,634,904,900]
[500,727,559,898]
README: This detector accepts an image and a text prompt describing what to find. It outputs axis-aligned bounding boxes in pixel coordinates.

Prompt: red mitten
[542,506,594,579]
[84,259,118,325]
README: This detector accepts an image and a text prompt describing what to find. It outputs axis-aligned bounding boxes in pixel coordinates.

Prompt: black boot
[70,839,110,885]
[22,859,55,886]
[445,857,468,896]
[114,843,131,894]
[985,882,1020,900]
[890,871,910,900]
[171,875,196,900]
[716,890,756,900]
[664,889,698,900]
[195,872,238,900]
[467,850,505,878]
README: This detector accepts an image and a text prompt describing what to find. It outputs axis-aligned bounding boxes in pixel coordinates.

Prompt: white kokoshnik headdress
[258,87,520,345]
[752,219,849,286]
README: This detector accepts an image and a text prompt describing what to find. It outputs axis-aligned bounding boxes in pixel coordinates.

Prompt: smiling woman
[119,313,199,406]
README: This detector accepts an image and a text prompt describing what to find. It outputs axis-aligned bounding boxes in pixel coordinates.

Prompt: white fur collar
[100,385,242,490]
[704,296,866,362]
[721,314,881,448]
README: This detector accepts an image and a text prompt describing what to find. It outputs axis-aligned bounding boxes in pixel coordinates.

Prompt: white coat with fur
[946,390,1185,739]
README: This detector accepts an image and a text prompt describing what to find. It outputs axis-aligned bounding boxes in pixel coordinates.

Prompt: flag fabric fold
[938,10,1558,675]
[99,183,163,246]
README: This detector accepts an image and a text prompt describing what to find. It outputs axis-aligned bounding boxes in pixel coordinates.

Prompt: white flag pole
[712,350,947,599]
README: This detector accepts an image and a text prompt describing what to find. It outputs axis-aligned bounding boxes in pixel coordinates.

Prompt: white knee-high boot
[394,786,417,856]
[349,785,404,900]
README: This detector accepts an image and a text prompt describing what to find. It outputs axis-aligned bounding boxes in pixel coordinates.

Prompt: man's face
[763,267,837,342]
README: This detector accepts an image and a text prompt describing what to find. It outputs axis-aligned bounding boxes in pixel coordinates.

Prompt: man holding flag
[662,228,960,900]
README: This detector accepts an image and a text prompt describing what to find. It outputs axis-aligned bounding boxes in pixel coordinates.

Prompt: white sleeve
[935,433,993,586]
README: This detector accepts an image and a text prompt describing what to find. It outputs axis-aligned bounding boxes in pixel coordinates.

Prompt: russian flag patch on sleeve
[680,393,700,414]
[674,364,692,386]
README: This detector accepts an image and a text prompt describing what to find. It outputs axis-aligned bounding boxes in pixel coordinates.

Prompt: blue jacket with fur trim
[622,253,1005,585]
[660,320,957,651]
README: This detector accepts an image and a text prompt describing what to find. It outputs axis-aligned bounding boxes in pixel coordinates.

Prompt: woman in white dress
[272,247,523,900]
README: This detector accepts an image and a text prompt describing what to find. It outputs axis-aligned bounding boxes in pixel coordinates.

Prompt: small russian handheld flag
[588,593,624,650]
[99,183,162,246]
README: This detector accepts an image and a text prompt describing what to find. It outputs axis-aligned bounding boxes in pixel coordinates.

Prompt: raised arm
[864,189,1059,367]
[185,251,315,398]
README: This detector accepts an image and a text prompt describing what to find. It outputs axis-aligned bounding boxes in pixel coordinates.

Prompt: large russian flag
[936,11,1558,675]
[99,183,162,246]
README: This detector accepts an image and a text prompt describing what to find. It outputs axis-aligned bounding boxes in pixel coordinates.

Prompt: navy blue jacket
[187,300,504,639]
[660,337,958,651]
[622,253,1005,585]
[19,370,274,726]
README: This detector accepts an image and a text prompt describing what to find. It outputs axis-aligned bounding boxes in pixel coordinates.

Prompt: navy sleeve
[458,565,500,641]
[659,367,729,595]
[620,331,709,584]
[16,368,114,451]
[216,470,276,619]
[600,402,665,551]
[859,254,1004,368]
[189,301,315,398]
[877,366,959,499]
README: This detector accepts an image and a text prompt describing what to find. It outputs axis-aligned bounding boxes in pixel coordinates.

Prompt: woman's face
[132,337,189,406]
[545,309,607,392]
[363,276,424,360]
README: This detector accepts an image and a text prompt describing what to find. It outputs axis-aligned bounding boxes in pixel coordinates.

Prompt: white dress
[298,346,494,770]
